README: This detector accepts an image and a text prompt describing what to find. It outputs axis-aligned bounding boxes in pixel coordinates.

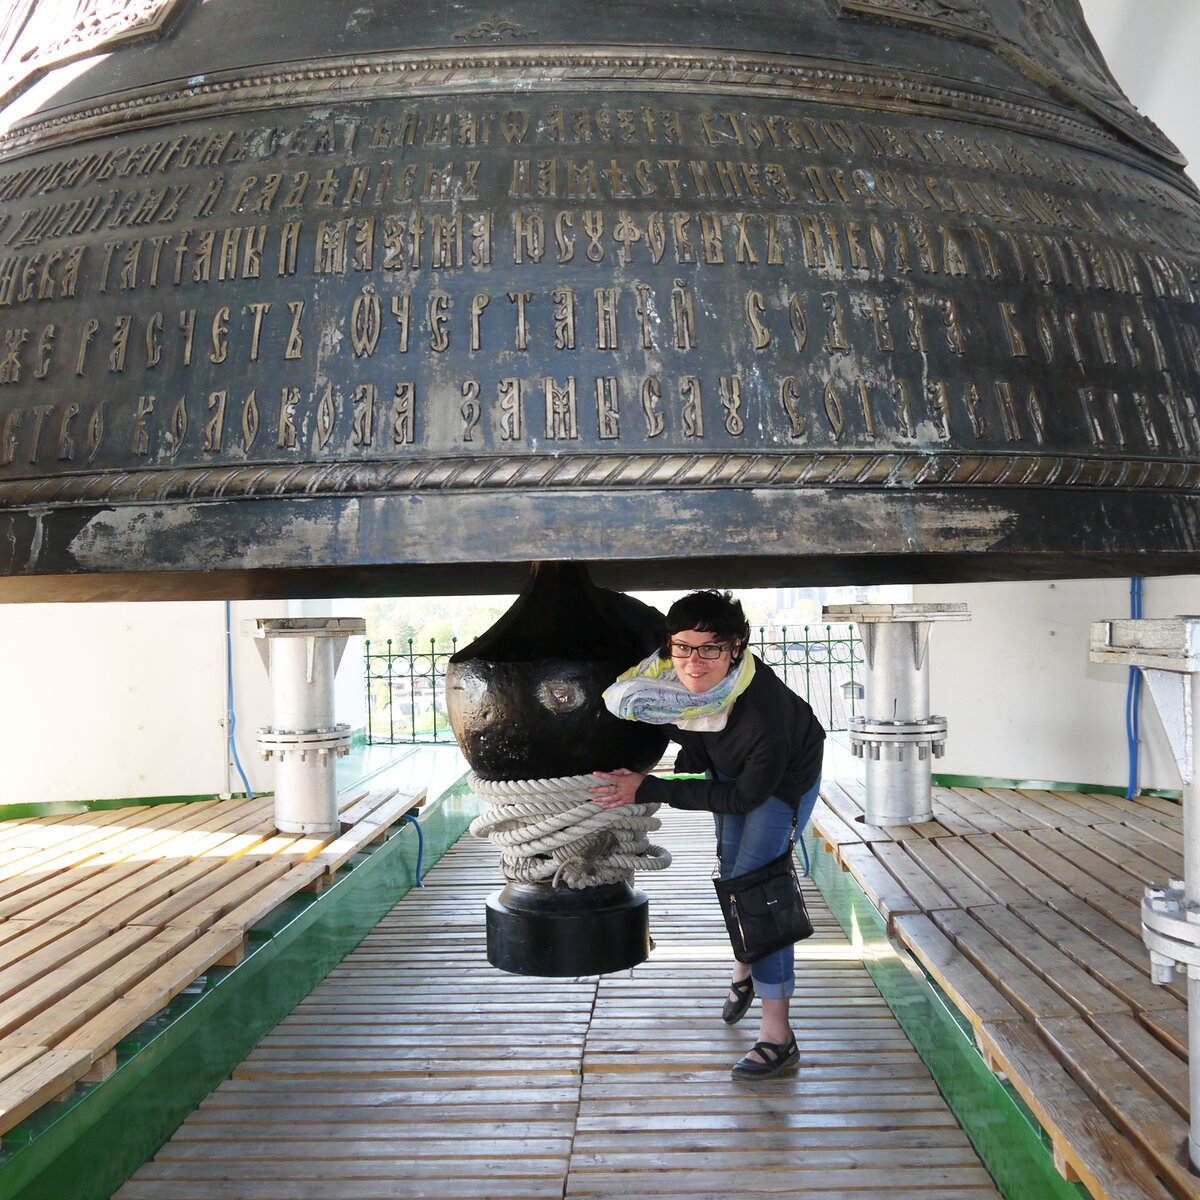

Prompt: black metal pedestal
[485,881,650,976]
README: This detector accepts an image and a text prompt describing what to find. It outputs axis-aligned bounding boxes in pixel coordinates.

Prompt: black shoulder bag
[713,812,814,963]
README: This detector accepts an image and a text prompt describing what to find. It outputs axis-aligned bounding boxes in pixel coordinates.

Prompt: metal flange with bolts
[255,726,353,766]
[1143,880,1200,986]
[850,717,949,763]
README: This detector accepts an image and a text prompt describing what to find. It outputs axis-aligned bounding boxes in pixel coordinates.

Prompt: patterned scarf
[603,650,755,732]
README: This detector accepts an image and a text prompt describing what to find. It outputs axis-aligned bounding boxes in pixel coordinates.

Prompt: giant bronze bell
[0,0,1197,600]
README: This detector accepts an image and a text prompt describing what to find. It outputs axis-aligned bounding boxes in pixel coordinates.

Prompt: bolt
[1149,953,1177,985]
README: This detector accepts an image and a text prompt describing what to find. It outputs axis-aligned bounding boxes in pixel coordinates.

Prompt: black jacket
[636,656,825,815]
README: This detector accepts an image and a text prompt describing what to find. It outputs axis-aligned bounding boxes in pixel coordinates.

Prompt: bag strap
[715,805,807,877]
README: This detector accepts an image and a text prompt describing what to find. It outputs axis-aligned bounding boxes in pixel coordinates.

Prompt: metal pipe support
[244,617,366,835]
[1090,618,1200,1171]
[824,603,969,826]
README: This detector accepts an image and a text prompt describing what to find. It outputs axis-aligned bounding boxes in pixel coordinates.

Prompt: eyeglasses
[668,641,730,660]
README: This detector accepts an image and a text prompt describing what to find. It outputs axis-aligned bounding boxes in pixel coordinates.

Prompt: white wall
[914,577,1199,791]
[0,597,370,806]
[1082,0,1200,177]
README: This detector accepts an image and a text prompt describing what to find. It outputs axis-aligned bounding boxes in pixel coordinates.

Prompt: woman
[590,590,825,1081]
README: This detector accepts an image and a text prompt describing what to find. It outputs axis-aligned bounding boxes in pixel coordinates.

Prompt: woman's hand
[589,767,645,808]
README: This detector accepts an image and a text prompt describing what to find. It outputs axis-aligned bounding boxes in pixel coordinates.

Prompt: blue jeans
[714,776,821,998]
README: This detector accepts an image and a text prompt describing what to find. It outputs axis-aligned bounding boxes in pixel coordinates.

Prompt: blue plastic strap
[797,834,811,878]
[1125,577,1143,800]
[400,812,425,886]
[225,601,255,800]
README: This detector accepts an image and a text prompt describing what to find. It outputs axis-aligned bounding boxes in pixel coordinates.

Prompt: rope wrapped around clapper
[469,773,672,889]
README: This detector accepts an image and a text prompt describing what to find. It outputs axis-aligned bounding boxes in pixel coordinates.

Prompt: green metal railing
[363,625,864,746]
[749,624,865,734]
[363,636,458,745]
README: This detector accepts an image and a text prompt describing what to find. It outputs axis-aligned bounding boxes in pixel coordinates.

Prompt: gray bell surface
[0,0,1198,598]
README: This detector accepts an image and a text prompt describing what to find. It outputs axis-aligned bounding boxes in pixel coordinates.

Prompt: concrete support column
[244,617,366,834]
[1091,617,1200,1172]
[824,603,970,826]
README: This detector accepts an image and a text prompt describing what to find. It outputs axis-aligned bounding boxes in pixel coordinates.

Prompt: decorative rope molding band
[468,773,672,889]
[2,450,1199,509]
[0,45,1156,173]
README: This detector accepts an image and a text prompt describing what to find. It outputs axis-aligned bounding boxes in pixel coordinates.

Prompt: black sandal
[731,1033,800,1081]
[722,976,754,1025]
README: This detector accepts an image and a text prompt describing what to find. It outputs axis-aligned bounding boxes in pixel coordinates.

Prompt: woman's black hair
[661,590,750,662]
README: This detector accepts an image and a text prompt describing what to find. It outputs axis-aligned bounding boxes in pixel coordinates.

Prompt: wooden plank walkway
[0,786,424,1146]
[814,780,1190,1200]
[116,805,1003,1200]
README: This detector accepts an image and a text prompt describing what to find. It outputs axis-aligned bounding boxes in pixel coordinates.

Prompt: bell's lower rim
[3,481,1200,601]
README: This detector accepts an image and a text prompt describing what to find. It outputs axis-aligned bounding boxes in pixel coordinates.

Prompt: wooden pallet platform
[818,779,1189,1200]
[0,786,424,1145]
[116,807,1003,1200]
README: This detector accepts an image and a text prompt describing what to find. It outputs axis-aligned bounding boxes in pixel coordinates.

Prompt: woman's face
[668,628,736,694]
